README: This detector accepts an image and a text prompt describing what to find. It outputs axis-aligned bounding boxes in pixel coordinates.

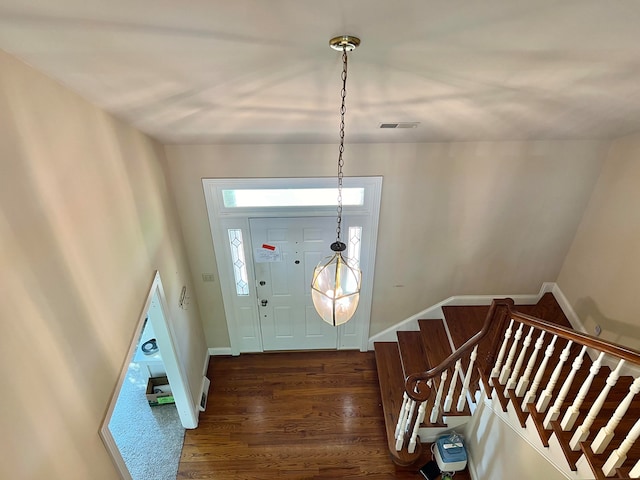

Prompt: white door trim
[147,272,198,428]
[100,271,198,479]
[202,177,382,354]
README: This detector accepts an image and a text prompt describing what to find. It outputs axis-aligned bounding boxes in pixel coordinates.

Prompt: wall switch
[202,273,215,282]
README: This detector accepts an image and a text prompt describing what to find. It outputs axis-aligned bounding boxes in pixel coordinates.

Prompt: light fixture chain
[311,35,361,327]
[336,46,348,243]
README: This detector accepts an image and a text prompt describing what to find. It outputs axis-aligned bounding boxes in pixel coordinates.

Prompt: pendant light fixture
[311,35,362,327]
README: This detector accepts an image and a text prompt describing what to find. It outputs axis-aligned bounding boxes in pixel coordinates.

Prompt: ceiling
[1,0,640,144]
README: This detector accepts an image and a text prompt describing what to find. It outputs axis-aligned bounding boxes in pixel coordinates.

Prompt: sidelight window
[227,229,249,296]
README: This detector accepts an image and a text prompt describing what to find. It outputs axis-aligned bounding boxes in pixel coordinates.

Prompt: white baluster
[395,392,409,439]
[570,359,625,451]
[543,345,586,428]
[506,326,535,391]
[457,345,478,412]
[395,394,414,451]
[522,335,557,411]
[490,319,514,385]
[561,352,605,431]
[430,370,448,424]
[499,323,524,385]
[591,376,640,454]
[536,340,573,414]
[408,401,427,454]
[601,416,640,477]
[630,459,640,478]
[406,397,417,433]
[516,331,545,397]
[444,360,462,412]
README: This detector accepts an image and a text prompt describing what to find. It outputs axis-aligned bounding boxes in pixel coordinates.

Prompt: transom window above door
[222,188,365,208]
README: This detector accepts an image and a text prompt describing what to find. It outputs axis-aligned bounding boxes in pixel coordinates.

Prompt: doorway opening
[100,271,196,479]
[203,177,382,355]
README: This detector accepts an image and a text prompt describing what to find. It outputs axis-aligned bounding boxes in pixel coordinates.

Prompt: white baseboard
[550,284,588,334]
[368,282,556,349]
[209,347,233,356]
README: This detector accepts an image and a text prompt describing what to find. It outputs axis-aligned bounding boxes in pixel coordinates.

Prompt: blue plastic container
[434,433,467,472]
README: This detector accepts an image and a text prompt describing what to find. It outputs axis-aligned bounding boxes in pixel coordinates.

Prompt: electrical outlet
[202,273,215,282]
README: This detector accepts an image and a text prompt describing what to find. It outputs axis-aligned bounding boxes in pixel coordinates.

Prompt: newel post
[483,299,515,382]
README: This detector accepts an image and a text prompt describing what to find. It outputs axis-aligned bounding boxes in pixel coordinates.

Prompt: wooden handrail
[404,298,513,401]
[506,309,640,365]
[404,298,640,402]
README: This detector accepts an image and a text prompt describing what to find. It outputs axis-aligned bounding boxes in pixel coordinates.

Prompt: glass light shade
[311,252,361,326]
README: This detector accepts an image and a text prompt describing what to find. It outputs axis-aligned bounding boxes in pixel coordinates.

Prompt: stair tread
[373,342,422,466]
[492,380,510,412]
[506,388,529,428]
[581,442,610,480]
[443,292,569,355]
[416,319,472,419]
[550,420,581,471]
[444,293,589,399]
[397,330,430,377]
[527,402,552,447]
[418,318,453,367]
[516,292,574,328]
[442,305,494,395]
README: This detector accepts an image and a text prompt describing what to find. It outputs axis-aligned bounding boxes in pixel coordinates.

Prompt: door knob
[259,281,266,286]
[261,299,268,307]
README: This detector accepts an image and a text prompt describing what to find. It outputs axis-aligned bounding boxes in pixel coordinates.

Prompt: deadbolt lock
[259,280,266,286]
[261,299,268,307]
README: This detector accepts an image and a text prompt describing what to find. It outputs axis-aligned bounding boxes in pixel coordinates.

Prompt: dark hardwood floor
[177,350,468,479]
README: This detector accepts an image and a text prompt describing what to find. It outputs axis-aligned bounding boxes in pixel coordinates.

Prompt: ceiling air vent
[379,122,420,129]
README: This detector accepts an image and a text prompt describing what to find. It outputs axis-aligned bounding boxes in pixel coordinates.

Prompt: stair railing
[404,299,512,403]
[394,300,511,454]
[400,298,640,479]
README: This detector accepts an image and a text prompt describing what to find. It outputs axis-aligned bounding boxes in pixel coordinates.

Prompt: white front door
[249,217,338,351]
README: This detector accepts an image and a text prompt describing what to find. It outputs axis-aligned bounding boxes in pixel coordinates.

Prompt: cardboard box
[145,376,175,406]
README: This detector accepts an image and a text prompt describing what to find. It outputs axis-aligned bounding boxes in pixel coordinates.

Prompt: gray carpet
[109,362,185,480]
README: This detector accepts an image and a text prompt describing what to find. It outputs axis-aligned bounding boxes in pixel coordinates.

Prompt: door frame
[100,271,198,479]
[202,177,382,355]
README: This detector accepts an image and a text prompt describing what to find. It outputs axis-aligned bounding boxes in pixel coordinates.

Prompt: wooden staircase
[375,293,640,478]
[375,317,473,465]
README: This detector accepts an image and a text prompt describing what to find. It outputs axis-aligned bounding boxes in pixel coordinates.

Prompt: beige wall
[558,132,640,350]
[164,140,608,348]
[0,51,207,479]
